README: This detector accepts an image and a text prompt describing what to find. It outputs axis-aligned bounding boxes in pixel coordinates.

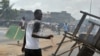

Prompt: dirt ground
[0,28,100,56]
[0,28,78,56]
[0,33,73,56]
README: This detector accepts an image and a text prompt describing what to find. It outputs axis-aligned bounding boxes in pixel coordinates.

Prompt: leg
[17,40,20,45]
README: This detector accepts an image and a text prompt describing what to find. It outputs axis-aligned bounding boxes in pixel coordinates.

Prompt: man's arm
[32,33,53,39]
[32,22,53,39]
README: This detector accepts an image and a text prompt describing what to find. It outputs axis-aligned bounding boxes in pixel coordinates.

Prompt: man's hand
[47,35,53,39]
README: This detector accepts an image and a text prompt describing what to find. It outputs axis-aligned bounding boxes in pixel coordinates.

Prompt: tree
[0,0,18,20]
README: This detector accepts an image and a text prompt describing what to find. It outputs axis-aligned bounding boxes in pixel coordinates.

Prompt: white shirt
[25,20,53,49]
[25,20,41,49]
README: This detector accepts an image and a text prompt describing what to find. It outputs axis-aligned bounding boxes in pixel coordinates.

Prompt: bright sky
[10,0,100,20]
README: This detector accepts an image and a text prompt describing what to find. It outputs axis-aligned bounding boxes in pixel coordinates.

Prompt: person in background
[58,24,60,35]
[20,17,26,29]
[63,23,69,34]
[22,9,53,56]
[18,17,26,45]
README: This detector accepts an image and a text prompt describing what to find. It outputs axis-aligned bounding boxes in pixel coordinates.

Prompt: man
[17,17,26,45]
[63,23,69,34]
[22,9,53,56]
[19,17,26,29]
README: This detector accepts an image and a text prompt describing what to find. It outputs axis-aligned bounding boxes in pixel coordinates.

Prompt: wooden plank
[80,11,100,19]
[73,14,87,37]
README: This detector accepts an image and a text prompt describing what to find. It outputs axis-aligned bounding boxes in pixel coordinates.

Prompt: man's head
[22,17,25,20]
[64,23,67,25]
[34,9,43,20]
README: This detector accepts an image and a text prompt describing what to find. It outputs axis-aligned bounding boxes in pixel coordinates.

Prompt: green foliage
[0,0,18,20]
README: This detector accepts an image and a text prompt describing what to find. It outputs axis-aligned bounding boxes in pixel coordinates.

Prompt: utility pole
[89,0,93,19]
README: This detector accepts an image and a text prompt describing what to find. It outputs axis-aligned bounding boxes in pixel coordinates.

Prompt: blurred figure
[18,17,26,45]
[63,23,69,34]
[20,17,26,29]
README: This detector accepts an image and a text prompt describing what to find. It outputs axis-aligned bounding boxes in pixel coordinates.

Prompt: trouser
[25,48,42,56]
